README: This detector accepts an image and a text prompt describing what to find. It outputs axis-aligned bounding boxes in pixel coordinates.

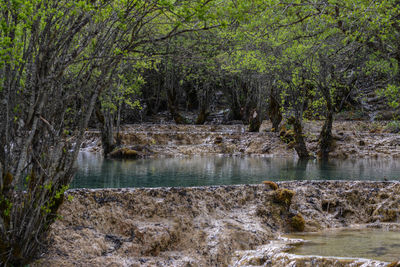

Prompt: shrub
[385,121,400,133]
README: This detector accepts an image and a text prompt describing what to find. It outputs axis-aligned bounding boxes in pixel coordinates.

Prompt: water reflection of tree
[318,159,340,180]
[74,155,400,188]
[295,159,309,181]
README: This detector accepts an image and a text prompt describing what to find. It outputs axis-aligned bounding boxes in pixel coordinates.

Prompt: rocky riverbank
[35,181,400,266]
[82,121,400,159]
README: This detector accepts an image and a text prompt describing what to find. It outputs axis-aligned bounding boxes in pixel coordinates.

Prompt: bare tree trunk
[116,103,122,147]
[319,99,334,160]
[167,88,186,124]
[248,109,261,132]
[268,92,282,132]
[95,104,116,157]
[195,107,209,124]
[288,116,310,159]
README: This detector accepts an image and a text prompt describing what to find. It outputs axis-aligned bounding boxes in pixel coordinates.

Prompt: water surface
[287,229,400,262]
[72,153,400,188]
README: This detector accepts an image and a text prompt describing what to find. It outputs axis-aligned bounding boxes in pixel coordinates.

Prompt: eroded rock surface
[82,121,400,159]
[35,181,400,266]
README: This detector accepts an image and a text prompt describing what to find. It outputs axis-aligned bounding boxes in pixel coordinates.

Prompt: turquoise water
[287,229,400,262]
[71,152,400,188]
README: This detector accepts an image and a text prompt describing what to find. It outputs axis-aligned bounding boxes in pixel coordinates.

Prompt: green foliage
[40,185,69,216]
[385,121,400,133]
[1,0,228,265]
[0,195,12,218]
[379,84,400,109]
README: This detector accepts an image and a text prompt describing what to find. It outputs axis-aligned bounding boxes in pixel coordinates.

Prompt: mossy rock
[388,261,400,267]
[273,188,295,207]
[109,148,139,159]
[262,181,278,190]
[214,136,223,144]
[290,213,305,232]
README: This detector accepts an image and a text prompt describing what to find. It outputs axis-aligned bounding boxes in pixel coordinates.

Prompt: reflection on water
[71,153,400,188]
[287,229,400,262]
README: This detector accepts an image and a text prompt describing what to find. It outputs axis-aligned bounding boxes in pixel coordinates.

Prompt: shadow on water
[71,153,400,188]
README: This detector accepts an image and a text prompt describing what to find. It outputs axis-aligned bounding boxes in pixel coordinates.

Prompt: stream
[72,152,400,188]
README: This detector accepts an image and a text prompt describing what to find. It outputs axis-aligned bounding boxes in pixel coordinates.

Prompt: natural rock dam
[81,122,400,159]
[34,181,400,266]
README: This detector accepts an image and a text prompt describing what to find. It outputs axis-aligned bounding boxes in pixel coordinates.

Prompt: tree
[94,0,223,156]
[0,0,222,264]
[0,1,106,263]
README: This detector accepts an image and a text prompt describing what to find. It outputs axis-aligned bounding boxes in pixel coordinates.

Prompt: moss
[290,213,305,232]
[273,188,295,207]
[109,148,139,159]
[279,124,287,136]
[214,136,223,144]
[287,140,296,149]
[284,132,294,143]
[383,209,398,222]
[262,181,278,190]
[388,261,400,267]
[122,148,138,157]
[279,125,296,146]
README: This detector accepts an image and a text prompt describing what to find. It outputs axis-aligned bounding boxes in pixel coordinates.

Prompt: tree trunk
[167,87,186,124]
[319,101,334,160]
[195,107,209,125]
[229,90,243,121]
[268,93,282,132]
[186,86,199,111]
[116,103,122,147]
[248,109,261,132]
[95,104,116,157]
[288,116,310,159]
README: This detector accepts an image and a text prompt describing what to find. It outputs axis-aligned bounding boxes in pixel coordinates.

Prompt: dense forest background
[1,0,400,265]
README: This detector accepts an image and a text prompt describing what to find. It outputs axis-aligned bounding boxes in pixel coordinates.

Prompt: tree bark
[288,116,310,159]
[95,104,116,157]
[167,88,186,124]
[268,93,282,132]
[248,109,261,132]
[319,99,334,160]
[195,107,209,125]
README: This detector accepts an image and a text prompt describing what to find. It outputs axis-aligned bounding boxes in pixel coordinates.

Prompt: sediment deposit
[35,181,400,266]
[82,121,400,159]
